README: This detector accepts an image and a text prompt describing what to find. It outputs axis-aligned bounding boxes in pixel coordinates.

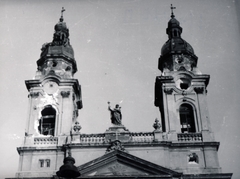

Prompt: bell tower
[155,5,212,141]
[17,8,82,177]
[154,5,222,174]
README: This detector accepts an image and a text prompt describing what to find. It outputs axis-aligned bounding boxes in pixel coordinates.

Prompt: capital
[194,87,205,94]
[29,92,40,98]
[164,88,174,94]
[61,91,70,98]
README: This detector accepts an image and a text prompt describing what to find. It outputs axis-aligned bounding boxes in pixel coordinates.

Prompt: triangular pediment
[77,150,182,178]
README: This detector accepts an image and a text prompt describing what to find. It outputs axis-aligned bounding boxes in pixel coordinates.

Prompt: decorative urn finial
[73,121,81,133]
[153,118,161,131]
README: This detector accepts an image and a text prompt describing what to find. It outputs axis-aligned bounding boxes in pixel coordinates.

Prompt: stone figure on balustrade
[108,102,122,125]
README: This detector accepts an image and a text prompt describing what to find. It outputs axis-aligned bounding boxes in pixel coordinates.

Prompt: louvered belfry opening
[179,103,196,133]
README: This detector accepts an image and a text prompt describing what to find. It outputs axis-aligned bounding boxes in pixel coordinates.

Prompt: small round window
[176,78,191,90]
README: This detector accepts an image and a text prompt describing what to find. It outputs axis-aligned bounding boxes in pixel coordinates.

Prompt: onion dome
[161,9,194,56]
[158,5,198,72]
[161,38,195,56]
[54,15,68,33]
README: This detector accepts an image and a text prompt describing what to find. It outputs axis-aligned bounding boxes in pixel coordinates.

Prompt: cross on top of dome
[60,7,65,22]
[170,4,176,18]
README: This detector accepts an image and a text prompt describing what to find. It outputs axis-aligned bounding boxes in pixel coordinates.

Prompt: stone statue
[108,102,122,125]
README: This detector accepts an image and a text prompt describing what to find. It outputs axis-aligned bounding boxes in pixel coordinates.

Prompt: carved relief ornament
[106,140,127,153]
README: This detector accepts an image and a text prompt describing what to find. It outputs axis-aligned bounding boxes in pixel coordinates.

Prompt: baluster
[139,134,142,142]
[136,134,139,142]
[132,134,136,142]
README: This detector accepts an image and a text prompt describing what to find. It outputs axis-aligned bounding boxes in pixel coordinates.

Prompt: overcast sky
[0,0,240,178]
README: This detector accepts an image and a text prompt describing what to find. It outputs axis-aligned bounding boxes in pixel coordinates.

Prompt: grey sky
[0,0,239,178]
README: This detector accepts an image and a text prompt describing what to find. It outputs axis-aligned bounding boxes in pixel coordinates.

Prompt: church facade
[13,7,232,179]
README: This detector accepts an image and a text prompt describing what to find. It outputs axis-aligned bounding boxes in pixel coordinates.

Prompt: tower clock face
[43,81,58,94]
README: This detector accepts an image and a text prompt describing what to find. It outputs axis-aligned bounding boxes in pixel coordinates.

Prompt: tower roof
[37,7,78,74]
[160,4,195,57]
[158,4,198,72]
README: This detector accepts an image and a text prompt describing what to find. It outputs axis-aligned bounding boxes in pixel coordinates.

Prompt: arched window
[174,30,178,37]
[39,105,56,136]
[179,104,196,133]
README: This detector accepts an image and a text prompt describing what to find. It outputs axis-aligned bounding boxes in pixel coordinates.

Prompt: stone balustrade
[80,134,106,144]
[74,132,155,144]
[130,132,154,142]
[177,133,203,142]
[34,137,58,145]
[32,132,203,146]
